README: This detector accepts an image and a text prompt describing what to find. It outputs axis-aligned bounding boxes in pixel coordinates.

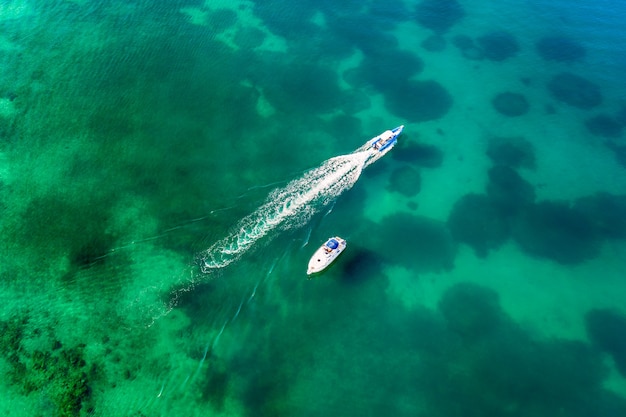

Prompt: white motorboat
[356,125,404,166]
[369,125,404,152]
[307,236,347,275]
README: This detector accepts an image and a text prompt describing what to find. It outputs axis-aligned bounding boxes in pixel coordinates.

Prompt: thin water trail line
[244,179,289,192]
[324,199,337,217]
[179,374,191,391]
[88,213,223,264]
[301,226,312,248]
[212,319,228,347]
[152,371,179,402]
[248,275,263,304]
[232,296,246,321]
[183,317,231,391]
[262,246,292,298]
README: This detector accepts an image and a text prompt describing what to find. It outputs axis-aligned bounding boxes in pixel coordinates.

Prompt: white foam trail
[198,150,372,272]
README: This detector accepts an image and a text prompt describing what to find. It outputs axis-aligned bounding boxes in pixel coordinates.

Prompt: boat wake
[198,150,372,272]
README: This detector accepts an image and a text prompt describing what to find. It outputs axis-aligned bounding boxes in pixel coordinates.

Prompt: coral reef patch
[492,92,530,117]
[387,165,421,197]
[547,72,603,109]
[512,200,601,264]
[585,114,623,138]
[447,193,510,257]
[536,35,586,63]
[384,80,453,122]
[585,308,626,377]
[486,136,536,169]
[476,30,520,61]
[415,0,465,33]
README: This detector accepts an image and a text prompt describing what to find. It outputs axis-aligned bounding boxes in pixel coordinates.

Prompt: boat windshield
[326,239,339,249]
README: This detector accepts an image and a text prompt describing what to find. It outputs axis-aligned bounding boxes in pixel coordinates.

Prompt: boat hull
[357,125,404,166]
[307,237,347,275]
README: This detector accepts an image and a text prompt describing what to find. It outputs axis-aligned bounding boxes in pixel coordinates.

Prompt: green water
[1,0,626,416]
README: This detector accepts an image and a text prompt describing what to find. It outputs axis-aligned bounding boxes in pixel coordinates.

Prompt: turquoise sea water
[1,0,626,415]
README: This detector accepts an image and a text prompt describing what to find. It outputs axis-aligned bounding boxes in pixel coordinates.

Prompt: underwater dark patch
[387,165,421,197]
[512,200,601,264]
[327,13,399,56]
[392,141,444,168]
[242,377,284,417]
[421,35,446,52]
[451,34,484,60]
[262,62,342,114]
[339,248,384,285]
[535,35,586,63]
[585,114,623,138]
[476,30,520,61]
[340,89,371,114]
[0,314,28,357]
[486,136,536,169]
[403,307,450,354]
[356,49,424,93]
[452,34,474,50]
[207,9,237,32]
[88,102,137,140]
[326,114,362,135]
[481,339,607,412]
[547,72,603,109]
[585,308,626,377]
[294,30,355,60]
[69,235,116,269]
[102,20,209,84]
[233,27,266,49]
[252,1,319,39]
[375,213,457,272]
[169,282,217,321]
[486,165,536,215]
[201,368,229,410]
[447,193,510,258]
[368,0,411,27]
[342,67,369,89]
[574,192,626,239]
[17,194,117,272]
[384,79,453,122]
[605,141,626,168]
[439,282,504,342]
[414,286,613,417]
[0,111,16,141]
[492,92,529,117]
[615,104,626,126]
[415,0,465,33]
[0,315,95,416]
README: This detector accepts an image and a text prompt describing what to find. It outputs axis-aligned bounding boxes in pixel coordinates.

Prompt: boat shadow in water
[336,248,384,285]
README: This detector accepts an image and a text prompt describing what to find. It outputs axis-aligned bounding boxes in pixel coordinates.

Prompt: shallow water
[1,0,626,416]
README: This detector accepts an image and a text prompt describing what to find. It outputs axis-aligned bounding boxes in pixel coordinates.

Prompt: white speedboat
[307,236,347,275]
[357,125,404,166]
[370,125,404,151]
